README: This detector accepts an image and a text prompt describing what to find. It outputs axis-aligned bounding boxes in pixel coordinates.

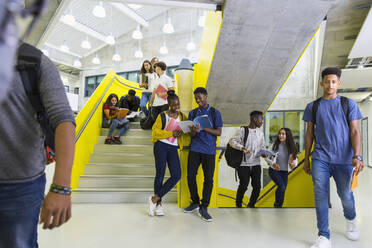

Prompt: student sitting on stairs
[148,91,187,216]
[102,93,129,145]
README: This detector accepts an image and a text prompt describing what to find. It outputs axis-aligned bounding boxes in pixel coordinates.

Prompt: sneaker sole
[198,212,212,222]
[184,207,199,213]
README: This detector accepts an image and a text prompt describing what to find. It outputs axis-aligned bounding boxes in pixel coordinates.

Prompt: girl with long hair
[139,60,155,116]
[102,93,129,144]
[266,128,298,208]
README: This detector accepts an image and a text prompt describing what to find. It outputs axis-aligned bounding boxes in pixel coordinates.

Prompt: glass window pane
[96,75,105,87]
[127,72,139,83]
[284,112,304,152]
[85,77,96,97]
[264,112,284,145]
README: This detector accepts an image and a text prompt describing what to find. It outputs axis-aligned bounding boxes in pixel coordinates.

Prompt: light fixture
[112,46,121,62]
[127,4,142,10]
[93,1,106,18]
[105,32,115,45]
[159,41,168,55]
[61,9,76,25]
[134,40,143,58]
[73,58,82,67]
[60,40,69,52]
[198,11,206,27]
[369,96,372,101]
[186,40,196,52]
[162,12,174,34]
[132,25,143,40]
[41,49,49,56]
[81,36,91,49]
[92,53,101,64]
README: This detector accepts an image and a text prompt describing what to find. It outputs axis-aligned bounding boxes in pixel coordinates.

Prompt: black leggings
[236,165,261,207]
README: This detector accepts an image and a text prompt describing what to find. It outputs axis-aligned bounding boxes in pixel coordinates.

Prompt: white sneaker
[346,218,359,241]
[148,196,156,217]
[155,203,165,216]
[310,236,331,248]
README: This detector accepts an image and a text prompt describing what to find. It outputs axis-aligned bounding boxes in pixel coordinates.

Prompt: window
[85,74,105,97]
[64,85,69,93]
[264,111,305,152]
[74,87,79,95]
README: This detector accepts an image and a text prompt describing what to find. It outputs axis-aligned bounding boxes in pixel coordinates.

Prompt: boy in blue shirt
[183,87,223,222]
[303,67,364,248]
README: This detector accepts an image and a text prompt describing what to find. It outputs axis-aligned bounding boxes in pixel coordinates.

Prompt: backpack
[140,107,156,130]
[189,106,216,128]
[225,126,249,169]
[16,43,55,164]
[312,96,349,125]
[160,111,186,129]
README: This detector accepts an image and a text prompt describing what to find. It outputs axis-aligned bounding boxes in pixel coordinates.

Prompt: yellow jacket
[152,111,190,149]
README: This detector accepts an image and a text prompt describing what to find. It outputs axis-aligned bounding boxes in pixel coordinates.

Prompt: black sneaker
[104,137,113,144]
[183,203,199,213]
[113,136,122,144]
[199,207,212,222]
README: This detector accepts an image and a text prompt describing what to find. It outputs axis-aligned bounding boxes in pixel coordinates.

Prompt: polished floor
[38,167,372,248]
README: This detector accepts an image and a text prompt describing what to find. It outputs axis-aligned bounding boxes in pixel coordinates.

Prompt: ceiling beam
[60,18,108,43]
[94,0,217,10]
[45,42,83,58]
[110,3,150,27]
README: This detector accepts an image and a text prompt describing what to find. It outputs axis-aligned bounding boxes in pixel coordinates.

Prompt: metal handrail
[75,76,116,143]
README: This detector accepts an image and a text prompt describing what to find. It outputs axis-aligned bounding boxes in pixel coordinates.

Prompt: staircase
[72,119,177,203]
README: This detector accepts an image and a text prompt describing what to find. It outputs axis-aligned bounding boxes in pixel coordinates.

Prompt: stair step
[79,175,170,188]
[72,188,177,203]
[129,122,141,129]
[84,163,167,176]
[101,128,152,137]
[90,153,154,164]
[98,136,152,145]
[94,144,153,154]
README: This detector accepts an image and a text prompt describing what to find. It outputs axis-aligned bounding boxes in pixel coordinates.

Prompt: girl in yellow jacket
[148,91,187,216]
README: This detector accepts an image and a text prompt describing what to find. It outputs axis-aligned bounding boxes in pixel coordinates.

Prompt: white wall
[359,100,372,166]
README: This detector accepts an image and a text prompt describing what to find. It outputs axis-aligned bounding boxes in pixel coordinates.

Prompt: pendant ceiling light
[159,41,168,55]
[198,11,206,27]
[60,40,69,52]
[186,40,196,52]
[93,1,106,18]
[92,53,101,64]
[81,36,91,49]
[112,46,121,62]
[61,9,76,25]
[134,40,143,58]
[132,25,143,40]
[73,58,82,67]
[105,33,115,45]
[162,12,174,34]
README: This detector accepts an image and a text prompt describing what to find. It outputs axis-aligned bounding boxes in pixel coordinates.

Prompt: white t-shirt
[160,114,180,146]
[152,73,175,107]
[142,72,157,93]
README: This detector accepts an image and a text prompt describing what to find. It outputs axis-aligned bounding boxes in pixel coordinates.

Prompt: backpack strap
[16,43,43,116]
[189,108,196,121]
[340,96,350,123]
[210,107,216,129]
[160,112,166,130]
[312,97,322,125]
[242,126,249,162]
[180,112,185,121]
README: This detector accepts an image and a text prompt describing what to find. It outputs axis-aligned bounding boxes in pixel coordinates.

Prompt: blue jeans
[108,118,129,138]
[268,168,288,207]
[311,159,356,239]
[0,174,46,248]
[153,141,181,199]
[140,92,152,116]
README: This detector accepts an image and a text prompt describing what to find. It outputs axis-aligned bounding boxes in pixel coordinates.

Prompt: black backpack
[140,107,157,130]
[16,43,55,163]
[225,126,249,169]
[312,96,349,125]
[189,106,216,128]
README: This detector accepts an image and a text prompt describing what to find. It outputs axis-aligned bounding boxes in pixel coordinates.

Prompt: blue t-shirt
[302,96,363,165]
[189,105,223,155]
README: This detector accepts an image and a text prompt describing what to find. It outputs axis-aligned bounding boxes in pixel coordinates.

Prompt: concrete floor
[38,167,372,248]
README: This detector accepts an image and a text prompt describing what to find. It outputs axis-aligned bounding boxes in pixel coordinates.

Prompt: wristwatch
[352,155,363,161]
